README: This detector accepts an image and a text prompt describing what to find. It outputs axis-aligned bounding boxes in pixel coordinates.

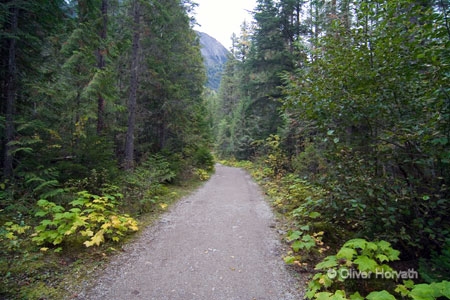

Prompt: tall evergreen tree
[96,0,108,134]
[135,0,207,158]
[124,0,140,170]
[1,0,66,178]
[1,2,19,177]
[0,0,210,182]
[235,0,295,156]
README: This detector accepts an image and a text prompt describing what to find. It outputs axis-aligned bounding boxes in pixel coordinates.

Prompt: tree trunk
[3,5,19,177]
[340,0,351,30]
[97,0,108,134]
[124,0,140,170]
[331,0,337,17]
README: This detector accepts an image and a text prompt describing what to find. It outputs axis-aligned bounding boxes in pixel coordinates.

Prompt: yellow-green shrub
[32,190,138,251]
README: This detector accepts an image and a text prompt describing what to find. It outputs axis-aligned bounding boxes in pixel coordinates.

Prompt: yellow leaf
[159,203,168,209]
[84,229,105,247]
[81,229,94,237]
[110,215,121,228]
[127,219,139,231]
[101,222,112,230]
[40,247,49,252]
[5,232,16,240]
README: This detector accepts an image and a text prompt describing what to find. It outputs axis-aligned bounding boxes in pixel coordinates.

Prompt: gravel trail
[78,164,302,299]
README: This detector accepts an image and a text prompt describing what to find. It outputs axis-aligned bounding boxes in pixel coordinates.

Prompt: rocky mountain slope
[197,32,229,91]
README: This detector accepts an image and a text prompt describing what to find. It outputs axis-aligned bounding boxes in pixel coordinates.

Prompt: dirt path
[77,164,303,299]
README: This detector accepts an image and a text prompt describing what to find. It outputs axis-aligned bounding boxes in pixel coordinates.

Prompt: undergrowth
[0,157,213,299]
[221,144,450,300]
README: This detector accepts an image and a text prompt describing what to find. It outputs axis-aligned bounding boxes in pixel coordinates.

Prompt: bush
[419,239,450,283]
[122,154,177,214]
[195,168,210,181]
[56,136,119,184]
[306,238,450,300]
[193,147,215,170]
[291,142,326,180]
[32,190,138,251]
[0,221,31,257]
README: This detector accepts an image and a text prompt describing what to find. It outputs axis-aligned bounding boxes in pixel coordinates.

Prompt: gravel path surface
[78,164,303,299]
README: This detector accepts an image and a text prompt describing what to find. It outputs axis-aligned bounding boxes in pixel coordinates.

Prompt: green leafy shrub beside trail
[223,137,450,299]
[32,191,138,251]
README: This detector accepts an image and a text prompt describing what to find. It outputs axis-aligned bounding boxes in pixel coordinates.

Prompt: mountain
[197,32,229,91]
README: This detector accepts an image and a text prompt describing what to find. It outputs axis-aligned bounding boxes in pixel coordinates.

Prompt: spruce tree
[0,0,67,178]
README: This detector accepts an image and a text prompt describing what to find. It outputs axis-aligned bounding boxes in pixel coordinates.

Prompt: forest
[1,0,449,299]
[211,0,450,298]
[0,0,214,297]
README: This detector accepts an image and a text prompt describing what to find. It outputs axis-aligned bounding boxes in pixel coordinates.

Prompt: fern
[32,180,59,193]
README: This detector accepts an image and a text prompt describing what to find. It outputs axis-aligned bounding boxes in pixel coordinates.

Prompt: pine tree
[137,0,206,152]
[96,0,108,134]
[1,2,19,177]
[1,0,67,178]
[124,0,140,171]
[242,0,294,146]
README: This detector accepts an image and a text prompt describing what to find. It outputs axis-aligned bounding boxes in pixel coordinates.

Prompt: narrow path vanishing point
[78,164,303,300]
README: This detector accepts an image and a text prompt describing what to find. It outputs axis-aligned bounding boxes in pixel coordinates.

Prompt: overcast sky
[193,0,257,49]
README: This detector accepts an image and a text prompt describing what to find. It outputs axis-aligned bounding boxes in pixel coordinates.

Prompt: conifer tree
[96,0,108,134]
[1,0,66,178]
[124,0,140,171]
[239,0,294,153]
[134,0,207,158]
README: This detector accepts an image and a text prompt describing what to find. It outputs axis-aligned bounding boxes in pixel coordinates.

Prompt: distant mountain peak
[197,31,229,91]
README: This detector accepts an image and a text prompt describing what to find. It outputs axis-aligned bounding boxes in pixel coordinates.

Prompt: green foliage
[0,0,212,298]
[396,280,450,300]
[135,0,210,162]
[194,169,211,181]
[291,142,327,180]
[418,240,450,283]
[212,0,450,299]
[122,154,176,214]
[307,238,400,299]
[307,239,450,300]
[140,154,177,184]
[0,221,31,255]
[213,2,291,160]
[66,168,113,195]
[283,175,326,219]
[278,0,450,258]
[32,191,138,250]
[284,225,326,267]
[261,135,288,177]
[193,147,215,171]
[1,0,209,204]
[214,93,255,160]
[55,136,119,184]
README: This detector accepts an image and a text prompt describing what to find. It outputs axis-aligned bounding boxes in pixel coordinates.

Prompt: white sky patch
[193,0,256,49]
